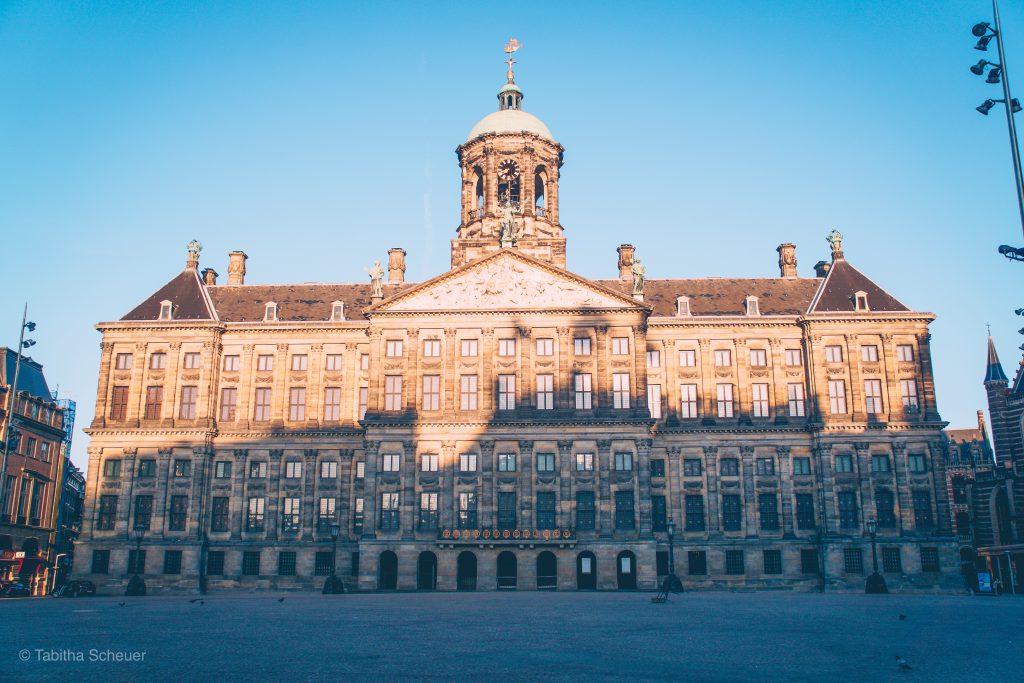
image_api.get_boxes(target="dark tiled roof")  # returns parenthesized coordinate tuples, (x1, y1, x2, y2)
(945, 428, 984, 444)
(2, 348, 52, 401)
(595, 278, 822, 317)
(207, 283, 413, 322)
(121, 269, 215, 321)
(809, 259, 908, 313)
(986, 336, 1009, 384)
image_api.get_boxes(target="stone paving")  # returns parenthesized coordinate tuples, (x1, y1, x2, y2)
(1, 590, 1020, 682)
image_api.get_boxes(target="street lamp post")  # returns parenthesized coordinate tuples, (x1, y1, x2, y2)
(126, 525, 147, 596)
(0, 304, 36, 519)
(665, 518, 682, 593)
(323, 521, 344, 594)
(865, 517, 888, 594)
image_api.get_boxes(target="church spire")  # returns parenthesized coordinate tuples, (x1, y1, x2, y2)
(498, 38, 524, 111)
(985, 332, 1009, 384)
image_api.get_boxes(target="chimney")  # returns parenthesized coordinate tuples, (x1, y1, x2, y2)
(227, 251, 248, 286)
(813, 260, 831, 278)
(202, 268, 218, 286)
(777, 243, 797, 278)
(388, 248, 406, 283)
(616, 244, 635, 279)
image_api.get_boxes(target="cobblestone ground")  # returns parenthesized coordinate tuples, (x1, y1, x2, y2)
(1, 590, 1020, 682)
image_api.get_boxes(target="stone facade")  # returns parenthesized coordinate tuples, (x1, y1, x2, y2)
(75, 56, 961, 594)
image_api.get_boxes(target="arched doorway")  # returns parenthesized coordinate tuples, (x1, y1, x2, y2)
(616, 551, 637, 590)
(537, 551, 557, 590)
(417, 551, 437, 590)
(378, 551, 398, 590)
(497, 551, 517, 590)
(457, 551, 477, 591)
(577, 551, 597, 590)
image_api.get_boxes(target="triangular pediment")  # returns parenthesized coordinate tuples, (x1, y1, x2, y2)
(371, 250, 648, 313)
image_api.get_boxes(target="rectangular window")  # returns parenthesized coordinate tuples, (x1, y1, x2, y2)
(576, 491, 595, 530)
(864, 379, 883, 414)
(575, 373, 593, 410)
(844, 548, 864, 574)
(834, 454, 854, 474)
(650, 458, 665, 477)
(920, 547, 940, 573)
(611, 337, 629, 355)
(680, 384, 698, 418)
(223, 355, 239, 372)
(422, 339, 441, 357)
(763, 549, 782, 575)
(242, 551, 260, 576)
(871, 454, 890, 473)
(725, 550, 745, 575)
(796, 493, 815, 530)
(460, 453, 478, 473)
(179, 352, 199, 370)
(356, 462, 365, 479)
(458, 492, 478, 529)
(678, 349, 696, 367)
(214, 461, 231, 479)
(896, 345, 914, 362)
(720, 458, 739, 476)
(498, 375, 516, 410)
(253, 387, 272, 422)
(688, 550, 707, 576)
(461, 339, 478, 357)
(574, 337, 591, 355)
(142, 386, 163, 420)
(900, 380, 918, 411)
(828, 380, 847, 414)
(913, 490, 934, 528)
(246, 497, 265, 531)
(536, 492, 557, 530)
(882, 547, 902, 573)
(614, 452, 633, 471)
(358, 386, 368, 420)
(536, 374, 554, 410)
(115, 352, 133, 370)
(138, 459, 156, 477)
(651, 495, 667, 532)
(787, 383, 805, 417)
(793, 457, 811, 475)
(206, 551, 225, 576)
(861, 345, 879, 362)
(97, 495, 117, 530)
(749, 349, 767, 367)
(318, 497, 337, 530)
(323, 387, 341, 421)
(716, 383, 734, 418)
(91, 549, 111, 574)
(150, 352, 167, 370)
(575, 452, 594, 471)
(615, 491, 635, 529)
(646, 350, 661, 368)
(460, 375, 478, 410)
(281, 497, 301, 532)
(110, 386, 129, 421)
(722, 494, 742, 531)
(284, 461, 302, 479)
(759, 494, 779, 531)
(497, 338, 516, 357)
(497, 453, 516, 472)
(421, 375, 440, 411)
(683, 459, 702, 477)
(288, 387, 306, 421)
(801, 548, 819, 574)
(908, 454, 927, 473)
(384, 376, 403, 411)
(876, 490, 896, 528)
(825, 345, 843, 363)
(325, 354, 343, 371)
(173, 460, 191, 478)
(612, 373, 630, 409)
(497, 492, 516, 530)
(249, 461, 267, 478)
(536, 452, 555, 472)
(535, 338, 554, 356)
(420, 453, 439, 472)
(785, 349, 802, 367)
(178, 386, 198, 419)
(382, 453, 400, 472)
(647, 384, 662, 418)
(278, 551, 296, 576)
(685, 495, 705, 531)
(133, 494, 154, 530)
(419, 492, 438, 530)
(211, 497, 229, 532)
(219, 387, 237, 421)
(360, 354, 369, 370)
(838, 491, 858, 528)
(756, 458, 775, 476)
(385, 340, 403, 357)
(751, 383, 769, 418)
(353, 497, 364, 535)
(256, 354, 273, 371)
(380, 492, 400, 531)
(714, 349, 732, 367)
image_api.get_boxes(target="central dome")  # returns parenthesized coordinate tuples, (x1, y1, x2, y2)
(466, 109, 554, 143)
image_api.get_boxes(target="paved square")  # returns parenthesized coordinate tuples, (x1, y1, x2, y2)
(2, 591, 1020, 681)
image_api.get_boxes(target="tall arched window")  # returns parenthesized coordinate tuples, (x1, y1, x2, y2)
(473, 167, 484, 218)
(534, 166, 547, 216)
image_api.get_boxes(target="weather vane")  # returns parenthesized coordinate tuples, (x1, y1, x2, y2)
(504, 38, 522, 83)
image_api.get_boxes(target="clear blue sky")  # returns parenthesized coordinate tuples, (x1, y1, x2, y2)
(2, 1, 1021, 469)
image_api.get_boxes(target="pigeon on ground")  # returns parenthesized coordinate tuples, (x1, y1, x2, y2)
(189, 598, 201, 603)
(898, 614, 907, 621)
(118, 602, 126, 607)
(277, 597, 285, 603)
(896, 655, 912, 672)
(200, 600, 204, 605)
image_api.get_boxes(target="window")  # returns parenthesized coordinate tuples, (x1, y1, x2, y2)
(676, 296, 691, 316)
(614, 452, 633, 471)
(763, 549, 782, 575)
(575, 374, 593, 409)
(421, 375, 440, 411)
(380, 493, 400, 530)
(284, 461, 302, 479)
(725, 550, 745, 575)
(290, 354, 307, 371)
(422, 339, 441, 357)
(115, 353, 133, 370)
(318, 497, 336, 530)
(651, 495, 667, 531)
(720, 458, 739, 476)
(242, 551, 260, 576)
(680, 384, 698, 418)
(246, 497, 265, 531)
(912, 491, 933, 528)
(214, 461, 231, 479)
(688, 550, 707, 575)
(756, 458, 775, 476)
(537, 452, 555, 472)
(497, 492, 516, 530)
(908, 453, 927, 473)
(419, 493, 438, 530)
(787, 384, 805, 417)
(843, 548, 864, 574)
(253, 388, 272, 422)
(611, 337, 629, 355)
(575, 452, 594, 471)
(825, 345, 843, 363)
(223, 355, 239, 372)
(256, 354, 273, 372)
(420, 453, 439, 472)
(796, 493, 815, 530)
(678, 349, 696, 367)
(871, 454, 890, 473)
(360, 354, 369, 370)
(536, 338, 553, 356)
(838, 491, 858, 528)
(615, 491, 635, 529)
(864, 380, 883, 414)
(685, 495, 705, 531)
(861, 345, 879, 362)
(498, 453, 516, 472)
(759, 494, 779, 530)
(574, 337, 591, 355)
(498, 338, 516, 356)
(800, 548, 819, 574)
(277, 551, 296, 576)
(173, 460, 191, 478)
(313, 461, 335, 480)
(249, 461, 267, 478)
(714, 349, 732, 367)
(110, 386, 129, 421)
(576, 491, 595, 530)
(330, 301, 345, 321)
(385, 340, 403, 357)
(854, 291, 869, 311)
(834, 454, 854, 474)
(178, 386, 198, 420)
(288, 387, 306, 421)
(749, 349, 767, 367)
(646, 350, 661, 368)
(537, 492, 556, 529)
(785, 349, 802, 367)
(460, 375, 478, 410)
(382, 453, 400, 472)
(323, 387, 341, 421)
(264, 302, 278, 321)
(827, 380, 847, 414)
(882, 547, 902, 573)
(612, 373, 630, 409)
(460, 453, 477, 473)
(355, 462, 365, 479)
(793, 457, 811, 475)
(722, 494, 742, 531)
(39, 441, 50, 462)
(138, 459, 156, 477)
(182, 352, 200, 370)
(207, 551, 225, 576)
(211, 497, 229, 532)
(751, 383, 769, 418)
(353, 497, 364, 535)
(91, 549, 111, 574)
(536, 374, 554, 410)
(647, 384, 662, 418)
(150, 352, 167, 370)
(920, 547, 940, 573)
(282, 497, 301, 532)
(896, 345, 914, 362)
(876, 490, 896, 528)
(458, 492, 478, 529)
(498, 375, 516, 410)
(900, 380, 918, 411)
(384, 376, 403, 411)
(219, 387, 237, 421)
(134, 494, 153, 530)
(716, 383, 734, 418)
(97, 495, 117, 530)
(682, 459, 702, 477)
(143, 386, 163, 420)
(461, 339, 478, 357)
(325, 354, 343, 371)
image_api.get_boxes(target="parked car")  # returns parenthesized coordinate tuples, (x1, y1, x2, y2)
(2, 582, 32, 597)
(52, 580, 96, 598)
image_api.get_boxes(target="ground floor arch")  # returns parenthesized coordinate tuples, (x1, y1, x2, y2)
(457, 551, 477, 591)
(577, 551, 597, 590)
(617, 550, 637, 589)
(536, 551, 557, 589)
(378, 551, 398, 590)
(417, 551, 437, 590)
(497, 551, 517, 590)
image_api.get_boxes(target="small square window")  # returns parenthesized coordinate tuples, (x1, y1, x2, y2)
(574, 337, 591, 356)
(423, 339, 441, 357)
(920, 547, 940, 573)
(611, 337, 629, 355)
(536, 453, 555, 472)
(461, 339, 478, 357)
(330, 301, 345, 322)
(896, 345, 915, 362)
(688, 550, 707, 576)
(825, 345, 843, 363)
(223, 355, 240, 372)
(763, 549, 782, 575)
(649, 459, 665, 477)
(800, 549, 819, 574)
(792, 457, 811, 475)
(459, 453, 477, 473)
(284, 461, 302, 479)
(257, 354, 274, 372)
(908, 454, 927, 473)
(214, 461, 232, 479)
(720, 458, 739, 476)
(749, 349, 767, 367)
(646, 350, 661, 368)
(834, 454, 854, 473)
(183, 352, 201, 369)
(324, 354, 343, 371)
(843, 548, 864, 574)
(861, 345, 879, 362)
(498, 338, 516, 356)
(755, 458, 775, 476)
(115, 353, 133, 370)
(150, 352, 167, 370)
(575, 453, 594, 471)
(291, 354, 308, 371)
(784, 349, 802, 367)
(421, 453, 439, 472)
(249, 461, 267, 478)
(360, 354, 370, 370)
(678, 349, 696, 367)
(683, 459, 702, 477)
(385, 340, 403, 358)
(882, 547, 902, 573)
(497, 453, 516, 472)
(714, 349, 732, 367)
(614, 452, 633, 471)
(173, 460, 191, 477)
(320, 461, 338, 478)
(725, 550, 745, 575)
(382, 454, 401, 472)
(535, 338, 554, 356)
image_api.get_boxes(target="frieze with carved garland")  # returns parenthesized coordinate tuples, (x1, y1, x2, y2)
(221, 374, 239, 383)
(182, 373, 200, 381)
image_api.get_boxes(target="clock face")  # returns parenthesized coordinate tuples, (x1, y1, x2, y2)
(498, 159, 520, 181)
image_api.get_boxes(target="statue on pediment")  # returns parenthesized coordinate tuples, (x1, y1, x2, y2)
(631, 258, 646, 296)
(499, 199, 519, 247)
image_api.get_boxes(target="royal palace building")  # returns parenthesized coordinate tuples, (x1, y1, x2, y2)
(77, 50, 961, 593)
